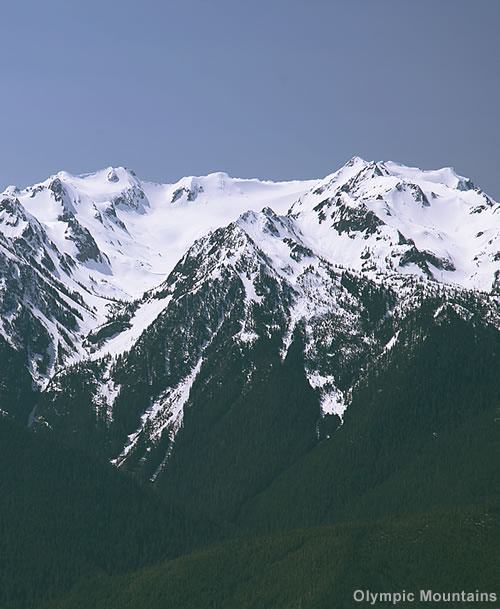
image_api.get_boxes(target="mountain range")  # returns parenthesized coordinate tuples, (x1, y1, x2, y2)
(1, 157, 499, 608)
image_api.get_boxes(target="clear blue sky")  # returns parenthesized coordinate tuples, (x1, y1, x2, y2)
(1, 0, 499, 198)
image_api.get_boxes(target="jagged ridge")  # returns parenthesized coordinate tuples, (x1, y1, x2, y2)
(1, 157, 499, 480)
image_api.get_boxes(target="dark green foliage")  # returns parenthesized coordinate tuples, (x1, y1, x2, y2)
(85, 319, 132, 346)
(48, 503, 500, 609)
(340, 270, 395, 326)
(0, 417, 217, 609)
(0, 337, 37, 422)
(158, 334, 319, 521)
(3, 301, 500, 609)
(104, 264, 249, 463)
(239, 306, 500, 533)
(37, 359, 110, 456)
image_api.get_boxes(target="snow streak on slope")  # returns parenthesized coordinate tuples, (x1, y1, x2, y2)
(111, 357, 203, 468)
(236, 208, 381, 420)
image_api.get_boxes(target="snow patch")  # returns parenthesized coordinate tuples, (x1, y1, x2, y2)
(239, 272, 263, 304)
(384, 330, 400, 351)
(307, 372, 347, 419)
(111, 358, 202, 467)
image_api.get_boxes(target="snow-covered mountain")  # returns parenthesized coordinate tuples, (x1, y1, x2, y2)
(4, 167, 314, 299)
(0, 168, 315, 383)
(290, 157, 499, 292)
(1, 157, 499, 479)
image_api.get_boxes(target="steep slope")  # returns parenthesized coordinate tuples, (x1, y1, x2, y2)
(35, 208, 399, 483)
(0, 194, 98, 396)
(239, 300, 500, 532)
(0, 416, 217, 609)
(1, 158, 499, 501)
(35, 213, 499, 522)
(291, 157, 500, 292)
(0, 169, 316, 404)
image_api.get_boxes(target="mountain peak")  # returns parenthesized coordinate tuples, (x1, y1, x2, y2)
(1, 158, 498, 307)
(345, 155, 370, 167)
